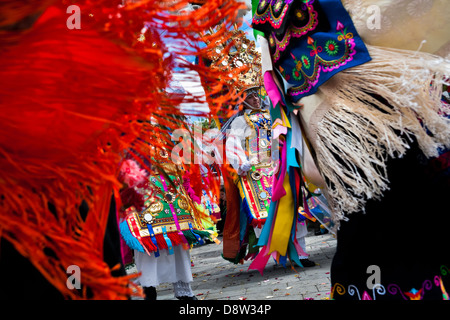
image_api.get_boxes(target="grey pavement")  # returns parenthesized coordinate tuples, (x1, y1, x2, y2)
(128, 230, 337, 301)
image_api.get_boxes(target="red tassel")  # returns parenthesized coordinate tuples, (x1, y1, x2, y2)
(155, 232, 185, 250)
(139, 236, 158, 253)
(140, 232, 189, 252)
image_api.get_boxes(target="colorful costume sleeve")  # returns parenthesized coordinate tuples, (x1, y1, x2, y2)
(253, 0, 372, 103)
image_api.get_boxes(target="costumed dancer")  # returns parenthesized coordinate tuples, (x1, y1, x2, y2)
(227, 87, 318, 271)
(205, 26, 315, 269)
(245, 67, 317, 274)
(202, 27, 278, 263)
(119, 146, 219, 300)
(225, 84, 277, 263)
(251, 0, 450, 300)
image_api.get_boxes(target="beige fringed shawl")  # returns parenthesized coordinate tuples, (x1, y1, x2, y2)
(259, 0, 450, 228)
(341, 0, 450, 56)
(300, 45, 450, 224)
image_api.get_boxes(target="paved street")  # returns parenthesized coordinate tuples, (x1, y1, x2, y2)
(129, 230, 337, 301)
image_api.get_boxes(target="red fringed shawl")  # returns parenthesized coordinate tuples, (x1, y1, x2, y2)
(0, 0, 245, 299)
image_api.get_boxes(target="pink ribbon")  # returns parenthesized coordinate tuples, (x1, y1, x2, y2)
(263, 71, 284, 108)
(271, 140, 287, 201)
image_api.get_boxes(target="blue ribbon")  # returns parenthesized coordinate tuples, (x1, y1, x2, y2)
(146, 224, 160, 257)
(189, 222, 204, 245)
(161, 226, 174, 255)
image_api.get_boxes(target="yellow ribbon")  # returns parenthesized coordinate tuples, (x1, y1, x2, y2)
(269, 174, 294, 256)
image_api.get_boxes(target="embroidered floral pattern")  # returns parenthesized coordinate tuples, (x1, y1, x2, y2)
(301, 55, 311, 69)
(273, 0, 283, 13)
(253, 0, 290, 30)
(295, 7, 306, 20)
(265, 1, 319, 63)
(291, 54, 314, 81)
(325, 40, 339, 56)
(331, 266, 450, 300)
(254, 0, 372, 102)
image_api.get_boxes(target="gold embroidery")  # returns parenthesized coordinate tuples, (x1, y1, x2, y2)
(147, 201, 163, 214)
(178, 197, 189, 210)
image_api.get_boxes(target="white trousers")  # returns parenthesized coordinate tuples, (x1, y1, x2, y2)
(296, 221, 309, 259)
(134, 245, 194, 297)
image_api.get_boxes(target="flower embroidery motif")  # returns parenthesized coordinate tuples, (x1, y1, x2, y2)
(274, 0, 283, 13)
(259, 0, 266, 9)
(253, 0, 290, 29)
(336, 20, 354, 41)
(307, 36, 322, 56)
(295, 8, 305, 20)
(325, 40, 339, 56)
(263, 0, 373, 102)
(290, 53, 311, 80)
(269, 35, 275, 47)
(256, 2, 318, 63)
(301, 55, 311, 69)
(286, 20, 358, 98)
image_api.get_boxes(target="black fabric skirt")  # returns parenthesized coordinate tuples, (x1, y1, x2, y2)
(331, 140, 450, 300)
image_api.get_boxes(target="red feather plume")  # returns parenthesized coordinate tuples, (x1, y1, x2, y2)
(0, 0, 245, 299)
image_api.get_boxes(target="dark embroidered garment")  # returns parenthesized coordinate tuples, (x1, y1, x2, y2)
(330, 140, 450, 300)
(252, 0, 372, 102)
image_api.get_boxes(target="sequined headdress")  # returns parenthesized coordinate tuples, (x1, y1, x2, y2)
(203, 25, 262, 94)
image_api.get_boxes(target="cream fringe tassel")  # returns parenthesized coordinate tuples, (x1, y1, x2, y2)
(311, 45, 450, 224)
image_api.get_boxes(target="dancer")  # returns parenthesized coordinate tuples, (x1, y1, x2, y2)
(202, 26, 315, 269)
(247, 88, 316, 273)
(225, 85, 276, 262)
(251, 0, 450, 299)
(200, 27, 277, 263)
